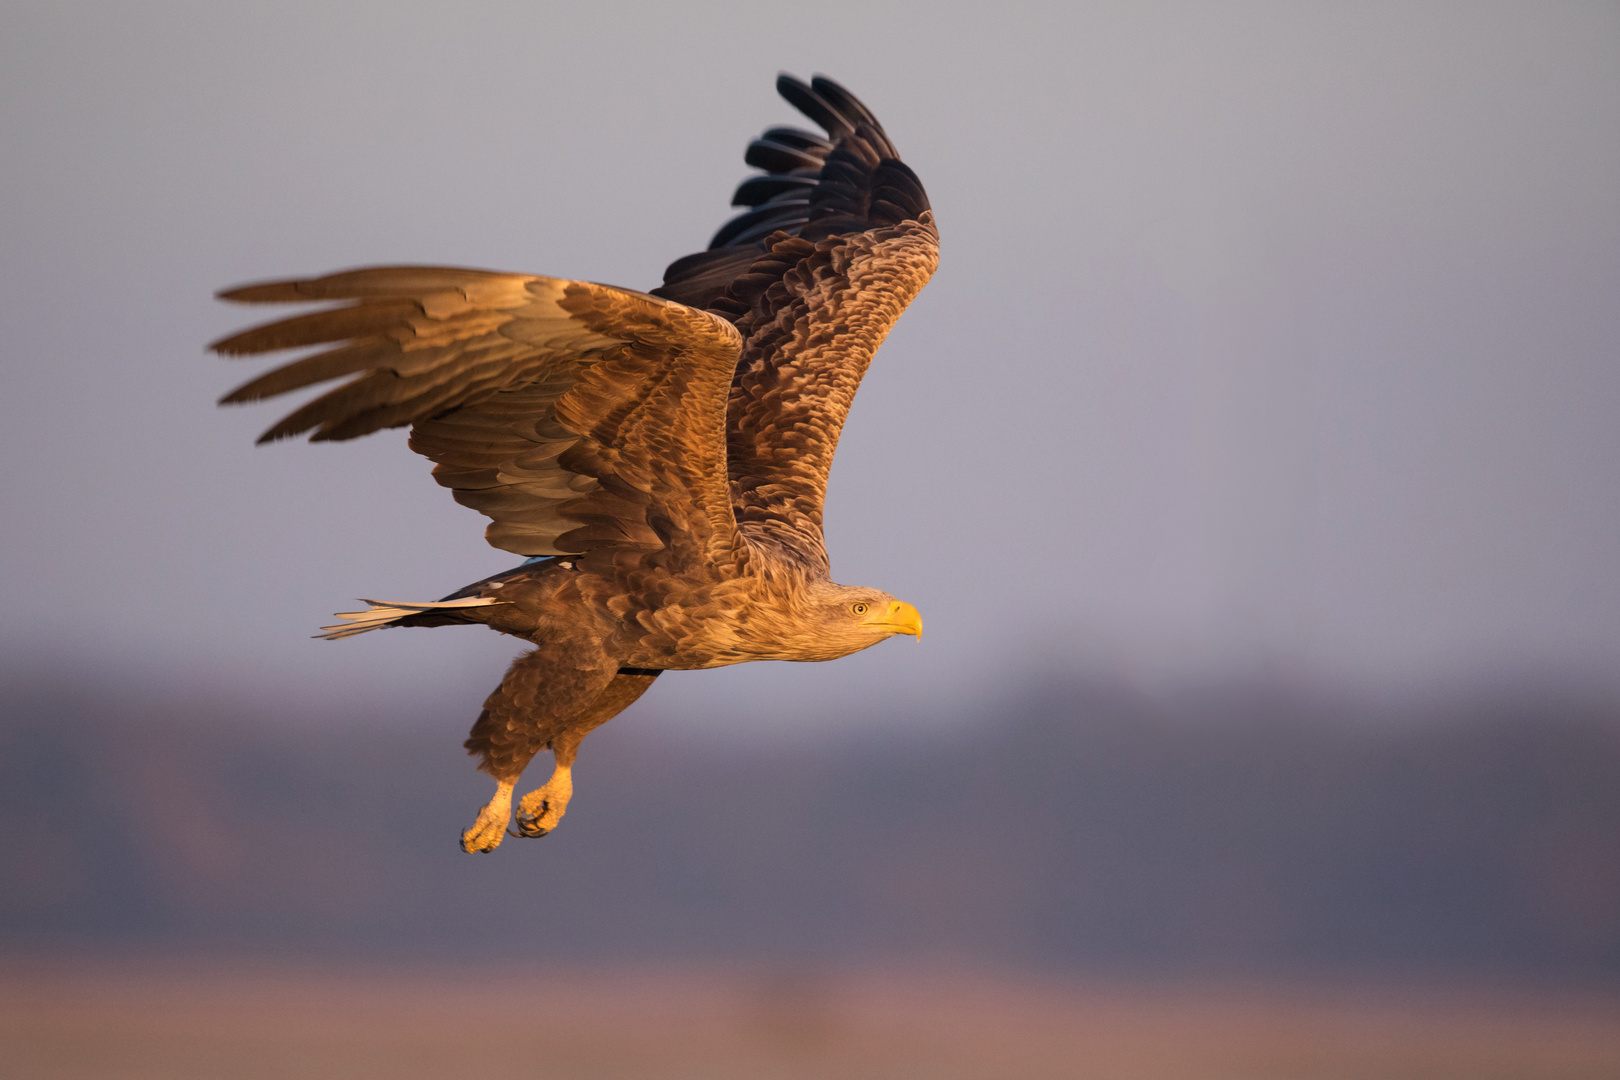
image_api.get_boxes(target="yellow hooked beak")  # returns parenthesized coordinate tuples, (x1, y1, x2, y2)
(867, 600, 923, 640)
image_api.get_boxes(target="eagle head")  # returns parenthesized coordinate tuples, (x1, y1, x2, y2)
(797, 581, 923, 660)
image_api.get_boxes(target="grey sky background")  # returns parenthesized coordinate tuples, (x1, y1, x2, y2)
(2, 2, 1617, 734)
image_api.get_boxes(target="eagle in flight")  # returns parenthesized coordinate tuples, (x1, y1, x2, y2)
(213, 75, 936, 852)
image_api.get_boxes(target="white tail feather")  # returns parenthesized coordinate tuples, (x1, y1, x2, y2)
(316, 596, 507, 640)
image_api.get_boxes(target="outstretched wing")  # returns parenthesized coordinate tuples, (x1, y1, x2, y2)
(213, 267, 743, 563)
(653, 75, 938, 570)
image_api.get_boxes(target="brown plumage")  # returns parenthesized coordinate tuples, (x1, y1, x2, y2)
(213, 75, 937, 851)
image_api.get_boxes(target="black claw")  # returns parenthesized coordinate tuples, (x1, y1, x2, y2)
(513, 816, 552, 838)
(461, 831, 501, 854)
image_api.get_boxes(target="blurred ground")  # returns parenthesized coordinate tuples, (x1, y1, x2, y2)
(3, 961, 1618, 1080)
(4, 671, 1619, 982)
(5, 669, 1619, 1077)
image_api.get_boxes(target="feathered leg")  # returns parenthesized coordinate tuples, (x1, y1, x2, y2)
(514, 668, 661, 838)
(459, 649, 620, 853)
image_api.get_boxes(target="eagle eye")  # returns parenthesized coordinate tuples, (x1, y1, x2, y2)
(851, 602, 869, 616)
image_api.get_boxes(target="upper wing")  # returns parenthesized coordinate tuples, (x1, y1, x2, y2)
(213, 267, 743, 564)
(652, 75, 938, 570)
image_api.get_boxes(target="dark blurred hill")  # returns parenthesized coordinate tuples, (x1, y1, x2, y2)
(2, 671, 1617, 982)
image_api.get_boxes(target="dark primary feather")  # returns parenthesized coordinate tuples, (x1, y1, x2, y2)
(650, 74, 938, 569)
(651, 74, 929, 311)
(708, 201, 812, 248)
(774, 76, 854, 141)
(744, 138, 825, 174)
(730, 174, 817, 208)
(758, 127, 832, 153)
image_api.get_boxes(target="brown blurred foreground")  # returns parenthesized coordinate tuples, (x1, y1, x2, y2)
(3, 961, 1618, 1080)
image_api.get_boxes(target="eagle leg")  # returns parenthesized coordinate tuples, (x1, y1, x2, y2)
(458, 649, 616, 853)
(460, 780, 515, 854)
(513, 667, 663, 839)
(459, 652, 658, 851)
(513, 763, 572, 838)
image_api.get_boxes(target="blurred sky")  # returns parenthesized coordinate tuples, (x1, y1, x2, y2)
(2, 1, 1617, 733)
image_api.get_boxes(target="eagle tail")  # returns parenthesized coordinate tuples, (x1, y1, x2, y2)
(315, 596, 507, 640)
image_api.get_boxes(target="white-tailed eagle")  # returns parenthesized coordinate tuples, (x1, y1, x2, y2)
(213, 75, 936, 851)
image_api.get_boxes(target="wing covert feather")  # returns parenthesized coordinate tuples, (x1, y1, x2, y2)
(214, 268, 743, 562)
